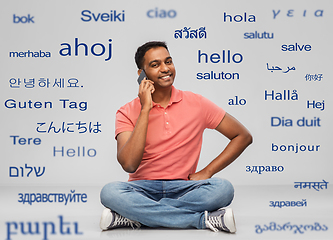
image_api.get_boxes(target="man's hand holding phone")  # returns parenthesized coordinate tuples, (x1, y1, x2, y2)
(137, 70, 155, 111)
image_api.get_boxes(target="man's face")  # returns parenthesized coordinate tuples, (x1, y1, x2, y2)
(141, 47, 176, 89)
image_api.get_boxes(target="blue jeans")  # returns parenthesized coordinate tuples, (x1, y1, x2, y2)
(100, 178, 234, 229)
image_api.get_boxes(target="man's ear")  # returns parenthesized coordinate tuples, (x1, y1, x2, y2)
(137, 69, 142, 76)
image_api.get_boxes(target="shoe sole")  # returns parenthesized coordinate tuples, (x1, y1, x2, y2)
(100, 208, 113, 230)
(224, 208, 236, 233)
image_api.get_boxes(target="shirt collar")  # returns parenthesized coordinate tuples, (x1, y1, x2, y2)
(170, 86, 182, 104)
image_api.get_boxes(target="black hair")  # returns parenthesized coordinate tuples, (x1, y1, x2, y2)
(135, 41, 168, 69)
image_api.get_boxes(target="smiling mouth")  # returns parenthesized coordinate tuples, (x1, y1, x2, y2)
(159, 74, 172, 80)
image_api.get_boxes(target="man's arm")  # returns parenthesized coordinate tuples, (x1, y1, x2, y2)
(117, 79, 154, 173)
(188, 113, 252, 180)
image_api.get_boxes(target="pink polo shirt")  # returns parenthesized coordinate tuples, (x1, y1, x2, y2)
(115, 86, 225, 181)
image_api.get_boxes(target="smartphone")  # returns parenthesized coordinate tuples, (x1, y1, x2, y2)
(137, 70, 147, 85)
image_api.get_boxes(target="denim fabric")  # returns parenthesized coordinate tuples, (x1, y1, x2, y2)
(100, 178, 234, 229)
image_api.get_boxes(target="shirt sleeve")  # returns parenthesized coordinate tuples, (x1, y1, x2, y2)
(115, 108, 135, 139)
(200, 96, 226, 129)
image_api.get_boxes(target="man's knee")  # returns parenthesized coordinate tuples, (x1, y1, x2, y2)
(209, 178, 234, 205)
(100, 181, 124, 205)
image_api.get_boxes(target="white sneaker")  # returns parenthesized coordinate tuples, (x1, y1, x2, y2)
(205, 208, 236, 233)
(100, 208, 141, 230)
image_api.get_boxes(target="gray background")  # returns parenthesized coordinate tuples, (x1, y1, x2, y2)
(1, 1, 332, 239)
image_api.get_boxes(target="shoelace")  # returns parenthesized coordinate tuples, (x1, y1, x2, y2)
(205, 211, 226, 232)
(113, 213, 141, 229)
